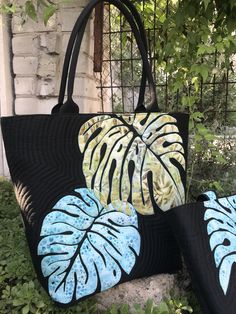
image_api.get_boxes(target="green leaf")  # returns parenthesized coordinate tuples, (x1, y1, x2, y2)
(223, 38, 231, 48)
(36, 300, 45, 308)
(25, 1, 37, 21)
(145, 299, 154, 313)
(190, 64, 210, 82)
(156, 301, 169, 312)
(173, 80, 183, 92)
(109, 305, 118, 314)
(201, 33, 209, 43)
(196, 123, 207, 134)
(204, 133, 215, 141)
(197, 44, 215, 55)
(191, 77, 199, 92)
(209, 181, 223, 192)
(28, 280, 34, 289)
(6, 4, 16, 13)
(216, 42, 224, 52)
(134, 304, 144, 314)
(192, 111, 204, 122)
(203, 0, 210, 10)
(43, 5, 56, 26)
(197, 45, 206, 56)
(22, 304, 29, 314)
(0, 3, 17, 14)
(200, 67, 208, 82)
(13, 299, 25, 306)
(120, 304, 130, 314)
(159, 14, 166, 23)
(190, 64, 202, 74)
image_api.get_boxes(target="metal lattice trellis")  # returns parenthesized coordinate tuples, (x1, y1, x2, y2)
(94, 1, 236, 130)
(93, 1, 236, 196)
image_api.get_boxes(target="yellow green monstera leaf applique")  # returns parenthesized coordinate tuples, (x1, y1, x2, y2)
(78, 113, 186, 215)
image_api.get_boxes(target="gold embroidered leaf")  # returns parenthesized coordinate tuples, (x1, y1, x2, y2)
(79, 113, 186, 215)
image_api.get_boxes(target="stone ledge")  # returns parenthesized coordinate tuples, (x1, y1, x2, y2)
(96, 274, 180, 311)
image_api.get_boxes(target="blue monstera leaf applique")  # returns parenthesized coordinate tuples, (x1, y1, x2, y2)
(38, 188, 140, 304)
(204, 192, 236, 295)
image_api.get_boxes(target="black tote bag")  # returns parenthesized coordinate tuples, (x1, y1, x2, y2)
(166, 191, 236, 314)
(1, 0, 189, 306)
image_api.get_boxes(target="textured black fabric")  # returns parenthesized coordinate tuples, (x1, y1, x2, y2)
(2, 112, 188, 306)
(166, 192, 236, 314)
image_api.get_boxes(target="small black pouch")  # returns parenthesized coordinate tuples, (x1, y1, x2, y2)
(166, 191, 236, 314)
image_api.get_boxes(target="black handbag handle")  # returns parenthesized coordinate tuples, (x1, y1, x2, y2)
(53, 0, 150, 114)
(66, 0, 158, 113)
(57, 0, 159, 114)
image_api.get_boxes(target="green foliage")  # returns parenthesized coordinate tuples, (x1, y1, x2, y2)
(0, 177, 16, 205)
(0, 0, 59, 25)
(25, 0, 37, 21)
(110, 0, 236, 200)
(103, 294, 196, 313)
(188, 137, 236, 198)
(43, 3, 57, 25)
(0, 177, 201, 313)
(0, 2, 16, 14)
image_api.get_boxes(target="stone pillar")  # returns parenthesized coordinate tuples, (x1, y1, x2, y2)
(11, 0, 101, 115)
(0, 14, 13, 177)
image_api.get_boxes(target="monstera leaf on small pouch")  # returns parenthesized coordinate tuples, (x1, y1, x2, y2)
(78, 113, 186, 215)
(37, 188, 140, 304)
(204, 192, 236, 295)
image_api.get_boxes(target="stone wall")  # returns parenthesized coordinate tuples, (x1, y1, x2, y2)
(12, 0, 101, 115)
